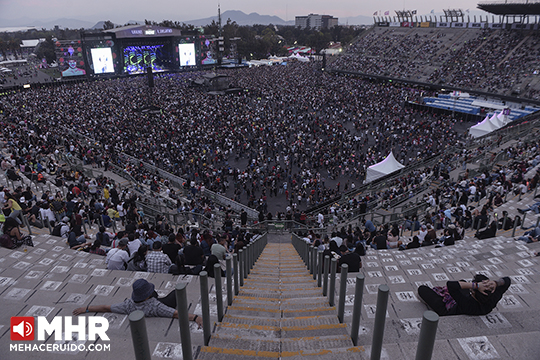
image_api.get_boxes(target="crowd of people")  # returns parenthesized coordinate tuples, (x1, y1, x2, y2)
(332, 27, 540, 100)
(0, 60, 469, 219)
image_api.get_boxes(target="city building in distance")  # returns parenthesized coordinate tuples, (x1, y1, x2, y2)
(295, 14, 338, 29)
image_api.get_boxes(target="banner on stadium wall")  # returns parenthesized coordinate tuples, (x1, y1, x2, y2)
(389, 22, 400, 27)
(534, 24, 539, 30)
(437, 22, 450, 28)
(420, 22, 430, 28)
(401, 22, 414, 27)
(451, 22, 465, 28)
(377, 22, 390, 27)
(511, 23, 530, 29)
(468, 23, 484, 28)
(489, 23, 503, 29)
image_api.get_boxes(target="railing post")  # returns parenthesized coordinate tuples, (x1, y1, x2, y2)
(244, 246, 249, 277)
(309, 246, 315, 275)
(246, 244, 251, 275)
(536, 216, 540, 229)
(128, 310, 152, 360)
(337, 263, 348, 323)
(415, 311, 439, 360)
(199, 271, 212, 346)
(226, 255, 233, 305)
(328, 258, 337, 306)
(371, 284, 389, 360)
(512, 217, 519, 237)
(312, 247, 317, 280)
(323, 255, 330, 296)
(317, 251, 323, 287)
(350, 274, 365, 346)
(175, 282, 193, 360)
(20, 213, 32, 235)
(214, 263, 224, 322)
(238, 249, 245, 285)
(233, 253, 239, 294)
(40, 212, 52, 235)
(521, 212, 527, 230)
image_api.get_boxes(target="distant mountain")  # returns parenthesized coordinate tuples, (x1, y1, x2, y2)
(186, 10, 294, 26)
(0, 17, 95, 30)
(34, 18, 95, 29)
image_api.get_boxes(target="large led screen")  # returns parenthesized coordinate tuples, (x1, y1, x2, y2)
(56, 40, 86, 77)
(123, 45, 170, 74)
(90, 48, 114, 74)
(179, 43, 196, 66)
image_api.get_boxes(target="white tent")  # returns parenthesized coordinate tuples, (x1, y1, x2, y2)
(469, 115, 499, 138)
(489, 112, 504, 129)
(497, 110, 510, 126)
(365, 152, 405, 183)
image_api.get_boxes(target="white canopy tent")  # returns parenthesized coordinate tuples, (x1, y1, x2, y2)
(365, 152, 405, 183)
(469, 114, 500, 138)
(489, 112, 505, 129)
(497, 110, 510, 126)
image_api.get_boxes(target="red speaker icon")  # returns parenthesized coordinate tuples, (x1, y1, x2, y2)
(11, 317, 34, 341)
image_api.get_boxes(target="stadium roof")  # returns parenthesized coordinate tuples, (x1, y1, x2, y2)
(103, 24, 183, 39)
(477, 0, 540, 15)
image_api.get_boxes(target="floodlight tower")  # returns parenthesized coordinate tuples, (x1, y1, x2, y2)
(218, 4, 224, 66)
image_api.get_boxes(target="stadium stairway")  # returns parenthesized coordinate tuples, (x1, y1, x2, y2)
(196, 235, 365, 360)
(0, 229, 539, 359)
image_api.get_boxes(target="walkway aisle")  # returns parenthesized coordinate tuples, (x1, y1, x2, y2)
(197, 242, 365, 360)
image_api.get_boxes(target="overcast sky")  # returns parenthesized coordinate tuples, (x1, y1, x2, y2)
(0, 0, 488, 23)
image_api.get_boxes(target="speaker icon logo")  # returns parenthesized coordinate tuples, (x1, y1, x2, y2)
(11, 317, 34, 341)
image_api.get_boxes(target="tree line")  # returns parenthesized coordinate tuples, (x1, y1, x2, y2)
(0, 20, 363, 64)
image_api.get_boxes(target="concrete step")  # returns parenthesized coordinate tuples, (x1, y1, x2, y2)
(282, 306, 338, 318)
(281, 334, 355, 352)
(281, 322, 348, 338)
(208, 334, 280, 353)
(221, 314, 281, 327)
(239, 289, 323, 298)
(215, 322, 280, 339)
(196, 346, 280, 360)
(281, 315, 340, 327)
(206, 333, 353, 354)
(226, 305, 283, 318)
(280, 347, 366, 359)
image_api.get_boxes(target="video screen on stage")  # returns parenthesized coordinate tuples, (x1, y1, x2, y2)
(123, 44, 171, 74)
(90, 48, 114, 74)
(201, 37, 217, 65)
(55, 40, 86, 77)
(178, 43, 196, 66)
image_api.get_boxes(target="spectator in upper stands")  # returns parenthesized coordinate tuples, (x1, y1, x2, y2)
(127, 232, 142, 255)
(163, 233, 182, 263)
(338, 245, 361, 272)
(146, 241, 172, 274)
(127, 245, 149, 272)
(106, 239, 130, 270)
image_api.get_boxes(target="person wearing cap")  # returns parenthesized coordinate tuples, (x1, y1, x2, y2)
(106, 238, 130, 270)
(72, 279, 203, 327)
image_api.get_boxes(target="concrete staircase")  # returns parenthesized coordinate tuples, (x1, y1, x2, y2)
(196, 239, 365, 360)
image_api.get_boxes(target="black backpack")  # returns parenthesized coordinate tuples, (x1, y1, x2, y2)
(52, 223, 63, 237)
